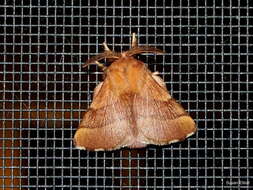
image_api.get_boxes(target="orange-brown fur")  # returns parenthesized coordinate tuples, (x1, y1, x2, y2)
(74, 35, 197, 151)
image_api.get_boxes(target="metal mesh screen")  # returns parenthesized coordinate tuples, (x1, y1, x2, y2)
(0, 0, 252, 189)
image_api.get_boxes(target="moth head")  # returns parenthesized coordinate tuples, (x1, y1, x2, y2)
(83, 33, 164, 69)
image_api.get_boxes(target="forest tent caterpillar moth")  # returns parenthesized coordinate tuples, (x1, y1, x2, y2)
(74, 33, 197, 151)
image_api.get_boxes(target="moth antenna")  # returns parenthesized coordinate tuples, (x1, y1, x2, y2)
(103, 42, 111, 52)
(131, 33, 138, 48)
(125, 46, 165, 57)
(83, 62, 91, 68)
(83, 51, 120, 68)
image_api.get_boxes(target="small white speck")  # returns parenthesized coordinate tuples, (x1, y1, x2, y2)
(169, 139, 180, 144)
(76, 146, 86, 150)
(186, 132, 195, 138)
(94, 148, 105, 151)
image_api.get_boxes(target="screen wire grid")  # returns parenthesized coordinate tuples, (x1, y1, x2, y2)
(0, 0, 252, 189)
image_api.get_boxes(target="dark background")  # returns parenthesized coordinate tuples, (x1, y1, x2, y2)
(0, 0, 252, 189)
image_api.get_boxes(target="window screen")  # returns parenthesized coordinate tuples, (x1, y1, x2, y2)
(0, 0, 252, 189)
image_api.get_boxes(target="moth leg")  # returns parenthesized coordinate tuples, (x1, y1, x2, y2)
(151, 72, 166, 88)
(131, 33, 138, 48)
(152, 71, 159, 76)
(93, 82, 103, 98)
(95, 61, 107, 71)
(103, 42, 111, 52)
(151, 72, 172, 98)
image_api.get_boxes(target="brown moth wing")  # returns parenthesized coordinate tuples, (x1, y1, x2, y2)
(134, 69, 197, 145)
(74, 79, 134, 151)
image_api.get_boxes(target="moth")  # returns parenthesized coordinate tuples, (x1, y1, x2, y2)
(74, 33, 197, 151)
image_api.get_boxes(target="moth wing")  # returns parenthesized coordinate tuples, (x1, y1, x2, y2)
(134, 72, 197, 145)
(74, 80, 133, 151)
